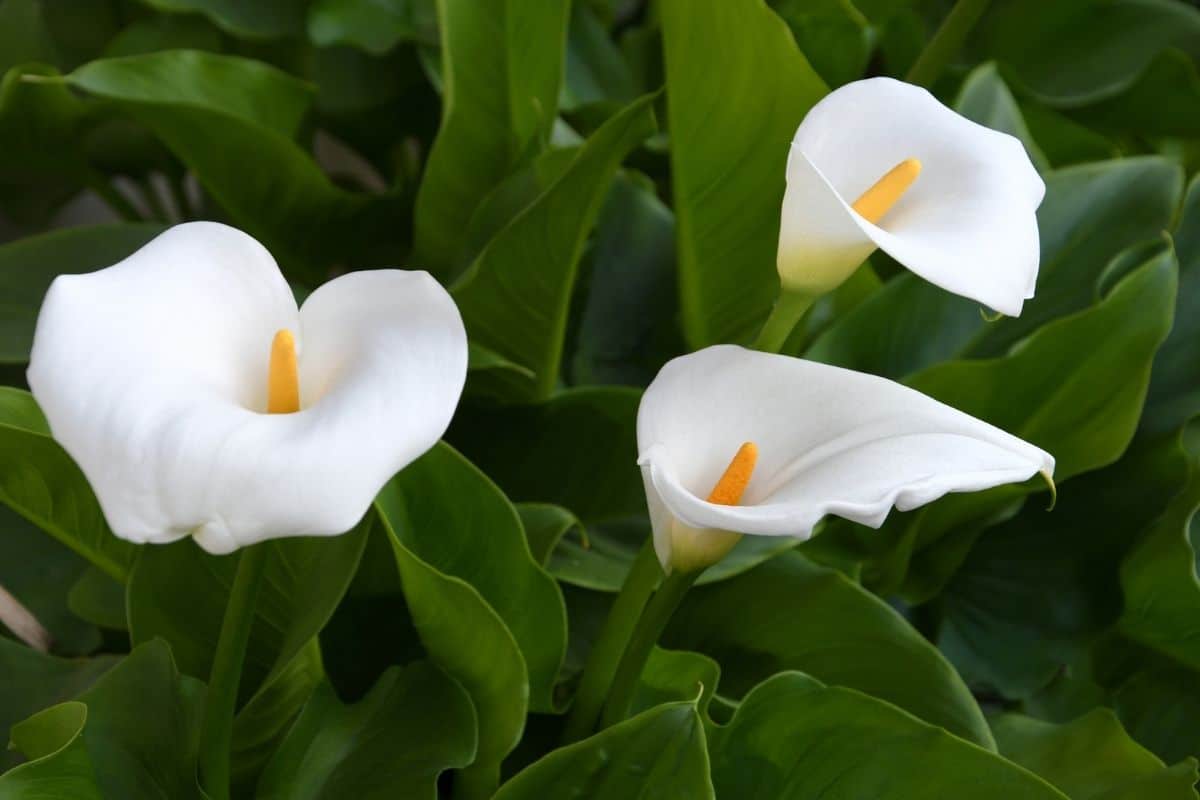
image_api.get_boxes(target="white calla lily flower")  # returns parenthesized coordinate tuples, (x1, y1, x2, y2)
(778, 77, 1045, 316)
(637, 346, 1053, 573)
(27, 222, 468, 555)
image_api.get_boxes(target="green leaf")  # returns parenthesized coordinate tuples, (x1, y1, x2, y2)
(451, 93, 658, 400)
(978, 0, 1200, 106)
(0, 639, 207, 799)
(493, 702, 714, 799)
(706, 673, 1068, 799)
(1113, 662, 1200, 766)
(808, 247, 1178, 600)
(770, 0, 873, 88)
(1145, 175, 1200, 434)
(0, 506, 99, 654)
(631, 647, 722, 719)
(307, 0, 437, 53)
(570, 172, 682, 388)
(939, 432, 1190, 698)
(955, 62, 1049, 172)
(139, 0, 309, 39)
(61, 51, 396, 277)
(0, 223, 164, 364)
(1073, 48, 1200, 138)
(0, 638, 116, 771)
(257, 663, 476, 800)
(992, 710, 1199, 799)
(561, 2, 640, 112)
(414, 0, 570, 277)
(373, 443, 566, 712)
(126, 524, 368, 783)
(66, 566, 127, 631)
(0, 388, 139, 581)
(665, 551, 995, 748)
(663, 0, 826, 347)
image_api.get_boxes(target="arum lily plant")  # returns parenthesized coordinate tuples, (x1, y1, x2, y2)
(27, 222, 468, 799)
(757, 77, 1045, 352)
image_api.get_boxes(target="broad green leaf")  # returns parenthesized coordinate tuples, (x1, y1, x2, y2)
(62, 51, 397, 278)
(451, 93, 658, 400)
(771, 0, 873, 88)
(516, 502, 581, 566)
(126, 524, 368, 781)
(706, 673, 1068, 799)
(257, 663, 476, 800)
(0, 506, 99, 654)
(102, 15, 225, 57)
(570, 172, 682, 388)
(492, 702, 714, 800)
(1074, 48, 1200, 138)
(0, 1, 57, 75)
(0, 223, 164, 363)
(807, 248, 1178, 600)
(414, 0, 570, 277)
(992, 711, 1199, 799)
(66, 566, 126, 632)
(0, 388, 138, 581)
(307, 0, 437, 53)
(956, 62, 1049, 172)
(939, 432, 1190, 698)
(1020, 102, 1120, 167)
(664, 552, 995, 748)
(372, 443, 565, 712)
(449, 387, 644, 525)
(139, 0, 309, 39)
(1113, 662, 1200, 766)
(0, 639, 207, 799)
(978, 0, 1200, 106)
(966, 157, 1183, 358)
(1145, 175, 1200, 434)
(632, 647, 722, 718)
(663, 0, 827, 347)
(0, 638, 116, 771)
(561, 3, 640, 112)
(374, 453, 530, 782)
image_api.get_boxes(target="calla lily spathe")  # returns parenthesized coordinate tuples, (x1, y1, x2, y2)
(778, 77, 1045, 316)
(638, 346, 1053, 573)
(27, 222, 468, 555)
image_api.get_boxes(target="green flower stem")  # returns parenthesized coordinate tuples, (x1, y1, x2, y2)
(598, 567, 701, 730)
(198, 543, 269, 800)
(561, 540, 662, 744)
(905, 0, 994, 88)
(753, 288, 815, 354)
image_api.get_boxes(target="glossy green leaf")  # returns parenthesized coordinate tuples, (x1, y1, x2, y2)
(0, 388, 138, 581)
(66, 566, 127, 631)
(414, 0, 570, 276)
(257, 663, 476, 799)
(665, 552, 995, 748)
(0, 639, 207, 799)
(0, 638, 116, 771)
(307, 0, 437, 53)
(992, 710, 1199, 799)
(140, 0, 309, 39)
(631, 647, 722, 718)
(663, 0, 826, 347)
(0, 223, 164, 363)
(373, 443, 565, 712)
(493, 702, 713, 799)
(451, 93, 658, 400)
(808, 247, 1177, 600)
(956, 62, 1049, 171)
(1074, 48, 1200, 138)
(1114, 662, 1200, 766)
(561, 2, 640, 112)
(978, 0, 1200, 106)
(771, 0, 873, 88)
(127, 524, 368, 782)
(706, 673, 1068, 799)
(61, 51, 396, 277)
(570, 172, 680, 388)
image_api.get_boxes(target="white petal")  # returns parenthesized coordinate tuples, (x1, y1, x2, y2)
(780, 77, 1045, 316)
(28, 222, 467, 554)
(637, 346, 1052, 566)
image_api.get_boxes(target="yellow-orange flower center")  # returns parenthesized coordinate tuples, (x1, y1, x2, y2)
(707, 442, 758, 505)
(268, 329, 300, 414)
(852, 158, 922, 225)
